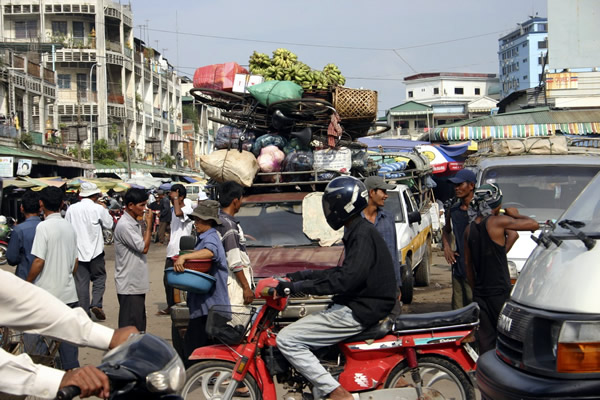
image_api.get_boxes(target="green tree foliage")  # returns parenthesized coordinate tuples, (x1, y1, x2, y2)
(93, 139, 118, 165)
(182, 104, 199, 132)
(161, 153, 176, 168)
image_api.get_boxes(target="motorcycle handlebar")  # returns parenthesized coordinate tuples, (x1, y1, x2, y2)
(56, 386, 81, 400)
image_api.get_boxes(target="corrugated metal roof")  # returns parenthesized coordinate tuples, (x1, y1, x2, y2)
(440, 108, 600, 128)
(0, 145, 56, 161)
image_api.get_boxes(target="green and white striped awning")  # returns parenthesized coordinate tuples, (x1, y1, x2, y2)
(433, 122, 600, 141)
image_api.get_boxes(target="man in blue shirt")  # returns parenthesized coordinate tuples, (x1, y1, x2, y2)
(7, 190, 41, 280)
(173, 200, 229, 366)
(362, 176, 401, 289)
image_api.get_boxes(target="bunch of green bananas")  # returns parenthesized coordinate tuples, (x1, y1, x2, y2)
(323, 63, 346, 86)
(247, 48, 346, 89)
(272, 48, 298, 69)
(248, 51, 271, 74)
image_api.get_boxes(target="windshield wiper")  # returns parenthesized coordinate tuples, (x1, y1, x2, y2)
(558, 219, 596, 250)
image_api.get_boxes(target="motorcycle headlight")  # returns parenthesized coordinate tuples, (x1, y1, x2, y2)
(556, 321, 600, 373)
(146, 354, 186, 393)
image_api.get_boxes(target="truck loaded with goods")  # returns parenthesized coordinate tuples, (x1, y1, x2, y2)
(170, 50, 437, 354)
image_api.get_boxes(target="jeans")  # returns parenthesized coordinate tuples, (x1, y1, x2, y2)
(276, 304, 364, 398)
(75, 252, 106, 316)
(163, 257, 175, 309)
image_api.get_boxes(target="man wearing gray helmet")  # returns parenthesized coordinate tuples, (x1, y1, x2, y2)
(464, 183, 538, 353)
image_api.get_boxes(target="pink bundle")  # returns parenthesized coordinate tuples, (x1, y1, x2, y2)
(257, 145, 285, 182)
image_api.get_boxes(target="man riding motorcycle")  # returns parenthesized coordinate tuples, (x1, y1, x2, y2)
(275, 176, 398, 400)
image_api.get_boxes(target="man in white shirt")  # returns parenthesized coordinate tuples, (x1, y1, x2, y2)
(27, 186, 80, 370)
(158, 183, 193, 315)
(65, 182, 114, 321)
(0, 269, 137, 399)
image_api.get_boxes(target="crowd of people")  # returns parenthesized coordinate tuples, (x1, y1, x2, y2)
(0, 171, 540, 399)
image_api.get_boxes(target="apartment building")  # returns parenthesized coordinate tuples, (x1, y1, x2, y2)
(388, 72, 499, 138)
(498, 16, 548, 99)
(0, 0, 183, 166)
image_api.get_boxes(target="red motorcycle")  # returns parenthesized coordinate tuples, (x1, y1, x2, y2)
(179, 278, 480, 400)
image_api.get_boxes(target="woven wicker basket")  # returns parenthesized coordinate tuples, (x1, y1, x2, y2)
(333, 86, 377, 121)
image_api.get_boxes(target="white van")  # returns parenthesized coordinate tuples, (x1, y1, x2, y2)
(477, 171, 600, 399)
(464, 136, 600, 281)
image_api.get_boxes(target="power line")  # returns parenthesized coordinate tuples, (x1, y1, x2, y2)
(142, 27, 509, 52)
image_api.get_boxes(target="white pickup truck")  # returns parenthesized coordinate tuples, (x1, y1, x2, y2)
(383, 173, 434, 304)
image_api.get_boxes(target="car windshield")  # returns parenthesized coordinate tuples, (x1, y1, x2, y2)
(237, 201, 314, 247)
(481, 165, 600, 222)
(554, 173, 600, 235)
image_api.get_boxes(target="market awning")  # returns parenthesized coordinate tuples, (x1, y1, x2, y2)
(433, 122, 600, 141)
(21, 176, 66, 189)
(415, 145, 463, 175)
(182, 176, 199, 183)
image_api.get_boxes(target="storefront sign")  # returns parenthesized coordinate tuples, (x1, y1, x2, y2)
(0, 157, 13, 177)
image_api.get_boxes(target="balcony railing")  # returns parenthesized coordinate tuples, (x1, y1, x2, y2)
(106, 40, 122, 53)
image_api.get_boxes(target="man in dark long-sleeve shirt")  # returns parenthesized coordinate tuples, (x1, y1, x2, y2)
(7, 190, 41, 280)
(276, 177, 397, 400)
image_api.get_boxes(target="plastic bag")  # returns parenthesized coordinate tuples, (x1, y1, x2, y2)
(193, 62, 248, 91)
(200, 150, 259, 187)
(283, 138, 311, 154)
(257, 145, 285, 183)
(247, 80, 303, 107)
(215, 126, 255, 151)
(252, 134, 288, 157)
(283, 150, 314, 182)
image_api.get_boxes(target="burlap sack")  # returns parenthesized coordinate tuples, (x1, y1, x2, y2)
(200, 149, 259, 187)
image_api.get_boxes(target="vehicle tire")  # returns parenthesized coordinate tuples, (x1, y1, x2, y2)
(385, 355, 476, 400)
(180, 360, 262, 400)
(400, 257, 414, 305)
(414, 239, 432, 287)
(0, 243, 7, 265)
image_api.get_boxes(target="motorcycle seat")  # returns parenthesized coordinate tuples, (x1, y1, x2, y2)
(393, 302, 480, 332)
(343, 317, 394, 343)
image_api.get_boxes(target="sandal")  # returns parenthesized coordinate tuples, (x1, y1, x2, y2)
(156, 308, 170, 316)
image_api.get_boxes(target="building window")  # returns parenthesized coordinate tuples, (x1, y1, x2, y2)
(454, 87, 464, 95)
(51, 21, 67, 36)
(415, 120, 427, 129)
(475, 88, 481, 95)
(58, 74, 71, 89)
(15, 20, 38, 39)
(408, 91, 413, 98)
(72, 21, 85, 44)
(538, 39, 547, 49)
(538, 55, 547, 65)
(523, 58, 528, 63)
(523, 75, 528, 81)
(522, 42, 528, 48)
(433, 87, 439, 95)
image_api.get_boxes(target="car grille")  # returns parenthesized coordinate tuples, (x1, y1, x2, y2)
(496, 302, 534, 367)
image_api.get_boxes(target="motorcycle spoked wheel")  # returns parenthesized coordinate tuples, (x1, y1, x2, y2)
(180, 360, 262, 400)
(0, 243, 7, 265)
(103, 229, 114, 245)
(384, 355, 475, 400)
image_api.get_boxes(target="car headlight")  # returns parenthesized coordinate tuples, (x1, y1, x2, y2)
(146, 354, 186, 392)
(556, 321, 600, 373)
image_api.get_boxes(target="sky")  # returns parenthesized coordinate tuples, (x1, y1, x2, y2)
(126, 0, 548, 116)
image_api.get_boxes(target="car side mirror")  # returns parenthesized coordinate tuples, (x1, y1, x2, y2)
(408, 211, 422, 224)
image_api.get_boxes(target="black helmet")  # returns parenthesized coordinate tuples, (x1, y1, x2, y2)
(322, 176, 368, 230)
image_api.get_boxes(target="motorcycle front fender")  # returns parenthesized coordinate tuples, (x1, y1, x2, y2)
(188, 344, 278, 400)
